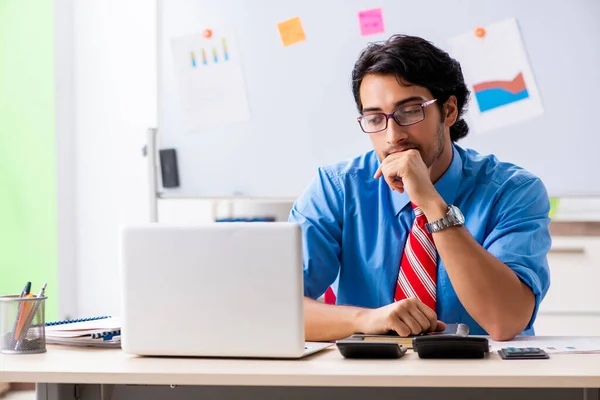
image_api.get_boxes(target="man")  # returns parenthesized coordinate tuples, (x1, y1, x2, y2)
(288, 35, 551, 342)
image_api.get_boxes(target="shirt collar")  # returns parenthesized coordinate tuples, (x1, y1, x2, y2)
(390, 144, 463, 217)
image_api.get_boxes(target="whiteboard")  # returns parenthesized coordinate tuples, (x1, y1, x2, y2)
(158, 0, 600, 197)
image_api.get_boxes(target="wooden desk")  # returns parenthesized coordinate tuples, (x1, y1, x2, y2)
(1, 345, 599, 400)
(0, 381, 9, 396)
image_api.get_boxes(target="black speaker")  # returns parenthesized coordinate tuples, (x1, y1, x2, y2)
(159, 149, 180, 188)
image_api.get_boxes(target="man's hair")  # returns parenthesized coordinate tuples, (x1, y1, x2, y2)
(351, 34, 471, 142)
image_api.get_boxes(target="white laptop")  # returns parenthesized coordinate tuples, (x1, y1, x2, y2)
(118, 222, 332, 358)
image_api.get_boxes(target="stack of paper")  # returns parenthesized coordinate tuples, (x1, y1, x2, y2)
(488, 336, 600, 354)
(45, 316, 121, 348)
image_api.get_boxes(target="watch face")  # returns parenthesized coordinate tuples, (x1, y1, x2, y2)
(450, 205, 465, 224)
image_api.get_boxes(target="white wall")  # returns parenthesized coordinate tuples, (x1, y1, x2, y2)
(70, 0, 600, 320)
(74, 0, 155, 317)
(71, 0, 296, 317)
(55, 0, 76, 320)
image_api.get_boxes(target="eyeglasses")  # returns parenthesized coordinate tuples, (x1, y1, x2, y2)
(357, 99, 438, 134)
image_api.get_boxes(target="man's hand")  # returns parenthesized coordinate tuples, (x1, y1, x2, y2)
(374, 149, 440, 209)
(356, 297, 446, 336)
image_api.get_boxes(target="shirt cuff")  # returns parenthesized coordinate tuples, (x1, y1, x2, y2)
(506, 262, 543, 331)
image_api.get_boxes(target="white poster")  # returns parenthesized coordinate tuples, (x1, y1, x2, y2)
(170, 29, 250, 132)
(447, 18, 543, 134)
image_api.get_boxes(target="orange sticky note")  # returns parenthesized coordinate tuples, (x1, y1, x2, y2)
(277, 16, 306, 47)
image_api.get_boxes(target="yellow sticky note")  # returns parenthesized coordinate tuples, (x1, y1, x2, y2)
(549, 197, 560, 219)
(277, 16, 306, 47)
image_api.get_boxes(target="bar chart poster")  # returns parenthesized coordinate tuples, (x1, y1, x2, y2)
(448, 18, 543, 134)
(170, 28, 250, 132)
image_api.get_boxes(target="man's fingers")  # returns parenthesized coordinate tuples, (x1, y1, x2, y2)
(415, 301, 439, 332)
(377, 159, 406, 190)
(374, 164, 383, 179)
(383, 168, 401, 189)
(375, 157, 409, 194)
(435, 320, 447, 332)
(391, 181, 404, 192)
(398, 314, 424, 335)
(408, 308, 433, 332)
(389, 319, 411, 337)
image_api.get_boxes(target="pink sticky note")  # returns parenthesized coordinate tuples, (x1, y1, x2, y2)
(358, 8, 385, 36)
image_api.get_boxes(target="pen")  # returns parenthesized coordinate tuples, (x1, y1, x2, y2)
(12, 282, 31, 340)
(14, 283, 47, 351)
(23, 282, 32, 296)
(28, 283, 47, 322)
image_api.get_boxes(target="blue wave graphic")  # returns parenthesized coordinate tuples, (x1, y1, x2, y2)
(475, 88, 529, 112)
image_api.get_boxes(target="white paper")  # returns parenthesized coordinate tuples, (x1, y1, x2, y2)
(447, 18, 543, 134)
(487, 336, 600, 354)
(170, 29, 250, 132)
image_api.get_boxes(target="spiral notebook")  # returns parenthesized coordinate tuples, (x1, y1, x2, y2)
(45, 316, 121, 348)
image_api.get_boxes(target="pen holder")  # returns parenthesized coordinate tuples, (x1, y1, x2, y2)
(0, 295, 47, 354)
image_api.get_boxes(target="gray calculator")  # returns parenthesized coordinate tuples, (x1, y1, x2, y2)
(498, 347, 549, 360)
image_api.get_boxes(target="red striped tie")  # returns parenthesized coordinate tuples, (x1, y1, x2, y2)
(324, 286, 336, 304)
(394, 203, 438, 311)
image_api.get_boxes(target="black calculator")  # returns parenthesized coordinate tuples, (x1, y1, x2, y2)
(498, 347, 549, 360)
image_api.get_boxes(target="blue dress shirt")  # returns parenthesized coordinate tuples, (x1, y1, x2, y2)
(288, 144, 551, 335)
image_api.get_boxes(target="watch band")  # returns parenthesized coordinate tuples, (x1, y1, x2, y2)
(425, 205, 464, 233)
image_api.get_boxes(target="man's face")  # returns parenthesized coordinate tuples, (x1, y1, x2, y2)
(359, 73, 448, 168)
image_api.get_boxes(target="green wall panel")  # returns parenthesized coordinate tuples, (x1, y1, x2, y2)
(0, 0, 58, 321)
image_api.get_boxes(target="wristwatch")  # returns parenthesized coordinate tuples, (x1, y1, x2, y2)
(425, 205, 465, 233)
